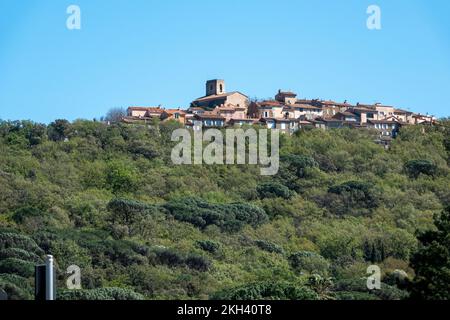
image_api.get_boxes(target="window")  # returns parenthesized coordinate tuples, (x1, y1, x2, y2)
(219, 84, 223, 93)
(174, 113, 180, 119)
(280, 123, 286, 129)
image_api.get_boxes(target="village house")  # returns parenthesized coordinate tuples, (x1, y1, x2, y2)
(192, 113, 226, 130)
(249, 100, 285, 119)
(293, 104, 324, 120)
(275, 90, 298, 105)
(394, 108, 414, 124)
(250, 90, 323, 121)
(211, 105, 247, 122)
(332, 111, 360, 123)
(367, 117, 406, 139)
(161, 109, 187, 124)
(373, 103, 396, 119)
(191, 79, 249, 111)
(127, 106, 165, 118)
(413, 113, 436, 125)
(320, 100, 353, 118)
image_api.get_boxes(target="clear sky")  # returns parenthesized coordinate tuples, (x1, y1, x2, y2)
(0, 0, 449, 123)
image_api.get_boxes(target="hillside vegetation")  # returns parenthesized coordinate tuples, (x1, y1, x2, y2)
(0, 118, 449, 300)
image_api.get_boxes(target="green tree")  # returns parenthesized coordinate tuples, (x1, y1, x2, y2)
(409, 207, 450, 300)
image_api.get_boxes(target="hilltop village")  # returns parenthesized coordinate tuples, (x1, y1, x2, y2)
(122, 79, 437, 145)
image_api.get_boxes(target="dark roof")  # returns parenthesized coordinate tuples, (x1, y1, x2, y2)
(277, 90, 297, 97)
(194, 114, 225, 120)
(394, 108, 413, 114)
(291, 104, 322, 110)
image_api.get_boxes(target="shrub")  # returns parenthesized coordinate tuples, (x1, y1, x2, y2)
(0, 273, 33, 300)
(0, 258, 35, 278)
(211, 282, 318, 300)
(0, 232, 44, 255)
(281, 154, 317, 178)
(57, 287, 144, 300)
(404, 159, 437, 179)
(327, 181, 380, 216)
(255, 240, 284, 254)
(196, 240, 220, 254)
(154, 248, 185, 268)
(153, 247, 211, 272)
(107, 198, 160, 225)
(11, 206, 44, 224)
(257, 182, 293, 200)
(334, 278, 408, 300)
(288, 251, 330, 276)
(163, 197, 268, 232)
(0, 248, 42, 263)
(185, 254, 211, 272)
(106, 160, 139, 194)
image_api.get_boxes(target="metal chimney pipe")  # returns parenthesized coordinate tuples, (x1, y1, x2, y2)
(45, 255, 55, 300)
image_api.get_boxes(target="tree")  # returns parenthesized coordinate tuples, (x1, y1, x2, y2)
(404, 159, 437, 179)
(256, 182, 294, 200)
(48, 119, 72, 141)
(408, 207, 450, 300)
(288, 251, 330, 276)
(106, 160, 139, 194)
(104, 108, 126, 123)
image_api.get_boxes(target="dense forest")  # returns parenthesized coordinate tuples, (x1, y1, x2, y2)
(0, 118, 449, 300)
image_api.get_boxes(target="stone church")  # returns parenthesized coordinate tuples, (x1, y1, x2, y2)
(191, 79, 248, 110)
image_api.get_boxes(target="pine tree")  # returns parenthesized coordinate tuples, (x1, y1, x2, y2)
(409, 207, 450, 300)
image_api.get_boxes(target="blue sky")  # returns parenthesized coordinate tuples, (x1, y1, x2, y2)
(0, 0, 449, 123)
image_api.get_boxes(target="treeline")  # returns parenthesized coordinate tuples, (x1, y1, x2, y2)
(0, 118, 449, 300)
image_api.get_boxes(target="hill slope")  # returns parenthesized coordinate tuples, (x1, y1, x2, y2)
(0, 119, 449, 300)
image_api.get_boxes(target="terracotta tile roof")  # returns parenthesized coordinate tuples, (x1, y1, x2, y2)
(128, 106, 164, 114)
(165, 109, 187, 115)
(259, 100, 283, 107)
(320, 100, 353, 107)
(193, 91, 248, 102)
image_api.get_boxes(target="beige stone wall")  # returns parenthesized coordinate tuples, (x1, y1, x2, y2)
(233, 110, 246, 119)
(226, 93, 249, 109)
(130, 110, 147, 117)
(375, 106, 395, 119)
(271, 106, 284, 119)
(360, 113, 367, 124)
